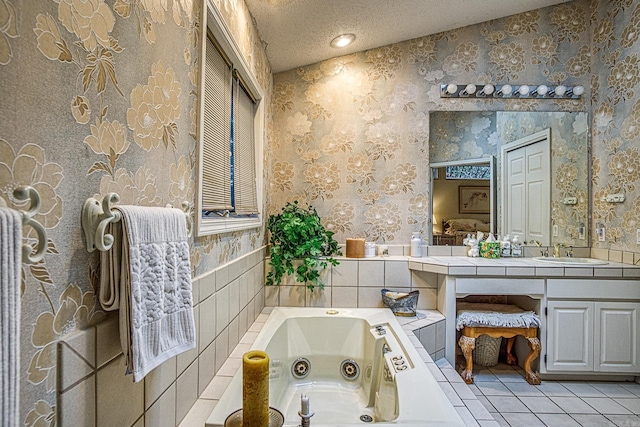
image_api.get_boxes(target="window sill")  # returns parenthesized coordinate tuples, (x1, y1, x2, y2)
(197, 216, 262, 236)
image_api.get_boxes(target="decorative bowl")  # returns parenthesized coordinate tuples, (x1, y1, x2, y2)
(381, 288, 419, 317)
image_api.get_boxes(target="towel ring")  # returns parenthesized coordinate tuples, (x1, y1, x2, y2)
(0, 186, 48, 264)
(81, 193, 194, 253)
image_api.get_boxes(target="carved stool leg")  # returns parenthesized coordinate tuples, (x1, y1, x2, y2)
(505, 336, 517, 365)
(458, 335, 476, 384)
(524, 337, 541, 385)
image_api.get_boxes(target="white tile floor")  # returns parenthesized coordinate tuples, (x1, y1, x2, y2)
(180, 309, 640, 427)
(466, 362, 640, 427)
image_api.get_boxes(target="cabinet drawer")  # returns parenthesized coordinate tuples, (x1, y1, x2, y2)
(547, 279, 640, 300)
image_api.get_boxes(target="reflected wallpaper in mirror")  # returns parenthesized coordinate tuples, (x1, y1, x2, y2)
(430, 111, 589, 247)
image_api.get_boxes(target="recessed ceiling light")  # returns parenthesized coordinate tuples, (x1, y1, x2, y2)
(330, 33, 356, 48)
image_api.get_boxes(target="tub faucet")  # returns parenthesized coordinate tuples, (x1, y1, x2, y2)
(298, 394, 314, 427)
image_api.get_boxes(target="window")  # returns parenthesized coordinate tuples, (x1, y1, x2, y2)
(196, 2, 264, 236)
(445, 165, 490, 180)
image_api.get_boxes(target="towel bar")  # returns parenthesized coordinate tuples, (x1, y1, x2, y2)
(0, 186, 48, 264)
(81, 193, 193, 253)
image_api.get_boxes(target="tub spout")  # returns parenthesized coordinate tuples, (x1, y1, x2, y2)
(298, 394, 314, 427)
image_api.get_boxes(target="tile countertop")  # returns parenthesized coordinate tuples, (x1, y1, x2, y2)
(406, 256, 640, 278)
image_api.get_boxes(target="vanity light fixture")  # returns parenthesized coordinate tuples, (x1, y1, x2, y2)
(440, 83, 584, 99)
(330, 33, 356, 48)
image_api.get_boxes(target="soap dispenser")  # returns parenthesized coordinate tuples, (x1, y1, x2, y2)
(511, 235, 522, 257)
(410, 232, 422, 257)
(501, 234, 511, 257)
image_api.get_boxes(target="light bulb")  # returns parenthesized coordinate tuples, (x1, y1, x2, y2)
(478, 84, 495, 96)
(554, 85, 567, 96)
(573, 85, 584, 96)
(496, 84, 512, 97)
(535, 85, 549, 96)
(330, 34, 356, 48)
(461, 84, 476, 96)
(517, 85, 530, 96)
(445, 83, 458, 95)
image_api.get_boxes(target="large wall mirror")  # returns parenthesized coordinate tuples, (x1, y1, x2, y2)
(429, 111, 589, 248)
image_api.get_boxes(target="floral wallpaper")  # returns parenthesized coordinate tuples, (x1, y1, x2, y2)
(429, 110, 589, 246)
(268, 1, 594, 245)
(591, 0, 640, 250)
(3, 0, 640, 423)
(0, 0, 271, 424)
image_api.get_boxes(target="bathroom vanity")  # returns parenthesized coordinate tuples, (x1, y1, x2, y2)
(408, 256, 640, 378)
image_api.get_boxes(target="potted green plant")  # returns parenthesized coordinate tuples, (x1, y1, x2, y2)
(266, 201, 341, 291)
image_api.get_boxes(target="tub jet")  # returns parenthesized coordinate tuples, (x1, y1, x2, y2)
(340, 359, 360, 380)
(291, 357, 311, 379)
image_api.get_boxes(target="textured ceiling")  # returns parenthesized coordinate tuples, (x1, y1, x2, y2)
(245, 0, 573, 73)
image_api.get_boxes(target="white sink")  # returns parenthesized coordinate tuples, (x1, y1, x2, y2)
(533, 257, 608, 265)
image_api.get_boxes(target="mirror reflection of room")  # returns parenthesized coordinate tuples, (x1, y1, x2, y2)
(432, 165, 491, 246)
(429, 111, 588, 247)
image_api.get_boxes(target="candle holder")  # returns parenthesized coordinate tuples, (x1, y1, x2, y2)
(224, 407, 285, 427)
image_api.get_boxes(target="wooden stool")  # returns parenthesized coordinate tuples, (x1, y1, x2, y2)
(458, 325, 541, 385)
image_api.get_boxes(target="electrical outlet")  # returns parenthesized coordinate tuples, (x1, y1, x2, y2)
(598, 226, 606, 242)
(553, 224, 558, 237)
(604, 193, 626, 203)
(578, 226, 585, 240)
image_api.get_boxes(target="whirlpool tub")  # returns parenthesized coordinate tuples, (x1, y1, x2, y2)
(206, 307, 464, 427)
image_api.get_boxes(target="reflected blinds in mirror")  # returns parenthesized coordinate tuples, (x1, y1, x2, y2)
(233, 79, 258, 214)
(202, 33, 233, 211)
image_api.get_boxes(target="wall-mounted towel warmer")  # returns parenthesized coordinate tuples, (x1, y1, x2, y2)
(81, 193, 193, 253)
(0, 185, 48, 264)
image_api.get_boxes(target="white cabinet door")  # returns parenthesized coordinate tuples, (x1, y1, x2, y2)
(595, 302, 640, 373)
(547, 301, 593, 371)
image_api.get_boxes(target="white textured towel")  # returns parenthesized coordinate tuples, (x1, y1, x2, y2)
(0, 207, 21, 427)
(100, 205, 196, 382)
(456, 302, 541, 331)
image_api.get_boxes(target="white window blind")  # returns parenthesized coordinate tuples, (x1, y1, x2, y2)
(233, 77, 258, 214)
(201, 32, 258, 215)
(202, 33, 232, 211)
